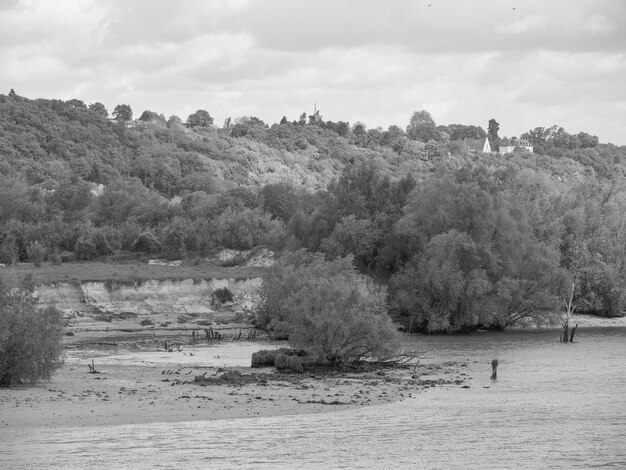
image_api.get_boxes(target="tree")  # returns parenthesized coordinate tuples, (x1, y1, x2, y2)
(167, 115, 183, 128)
(113, 104, 133, 122)
(382, 125, 406, 153)
(577, 132, 599, 149)
(65, 99, 86, 108)
(560, 282, 577, 343)
(257, 251, 400, 364)
(138, 110, 165, 124)
(186, 109, 214, 128)
(406, 110, 439, 142)
(444, 124, 486, 141)
(0, 235, 19, 266)
(321, 215, 382, 272)
(391, 230, 494, 333)
(351, 122, 367, 146)
(27, 241, 46, 267)
(0, 279, 64, 386)
(88, 102, 108, 117)
(488, 119, 500, 139)
(488, 118, 500, 149)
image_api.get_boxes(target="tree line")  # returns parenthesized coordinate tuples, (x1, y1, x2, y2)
(1, 91, 625, 332)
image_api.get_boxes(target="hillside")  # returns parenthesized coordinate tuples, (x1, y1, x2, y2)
(1, 92, 625, 330)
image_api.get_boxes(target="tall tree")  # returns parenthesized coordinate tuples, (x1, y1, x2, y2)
(112, 104, 133, 122)
(488, 118, 500, 149)
(488, 119, 500, 139)
(186, 109, 214, 128)
(406, 110, 439, 142)
(88, 102, 108, 118)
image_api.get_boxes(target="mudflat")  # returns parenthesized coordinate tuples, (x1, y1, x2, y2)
(0, 340, 467, 430)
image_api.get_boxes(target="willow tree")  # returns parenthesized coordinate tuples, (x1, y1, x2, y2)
(0, 278, 64, 386)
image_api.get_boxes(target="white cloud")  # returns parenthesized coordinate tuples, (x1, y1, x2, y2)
(0, 0, 625, 144)
(495, 14, 549, 35)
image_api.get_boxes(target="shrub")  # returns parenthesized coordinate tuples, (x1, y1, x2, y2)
(258, 250, 400, 364)
(74, 229, 112, 261)
(0, 235, 19, 266)
(140, 319, 154, 326)
(49, 249, 62, 266)
(0, 280, 64, 386)
(27, 241, 46, 267)
(132, 231, 162, 254)
(74, 235, 97, 261)
(212, 208, 285, 251)
(213, 287, 234, 304)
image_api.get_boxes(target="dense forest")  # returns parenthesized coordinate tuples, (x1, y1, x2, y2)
(1, 90, 625, 332)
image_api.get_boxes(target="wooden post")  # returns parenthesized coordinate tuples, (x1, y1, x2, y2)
(490, 359, 498, 380)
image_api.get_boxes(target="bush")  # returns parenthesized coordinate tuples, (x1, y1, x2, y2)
(27, 241, 46, 267)
(213, 287, 234, 304)
(74, 235, 97, 261)
(0, 235, 19, 266)
(132, 231, 162, 254)
(258, 250, 400, 364)
(212, 208, 285, 251)
(140, 319, 154, 326)
(0, 280, 64, 386)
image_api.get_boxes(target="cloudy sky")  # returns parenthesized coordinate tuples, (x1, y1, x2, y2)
(1, 0, 625, 144)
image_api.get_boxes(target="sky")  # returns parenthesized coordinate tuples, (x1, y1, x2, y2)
(1, 0, 625, 144)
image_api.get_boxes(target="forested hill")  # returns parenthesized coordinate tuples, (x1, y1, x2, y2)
(1, 92, 625, 329)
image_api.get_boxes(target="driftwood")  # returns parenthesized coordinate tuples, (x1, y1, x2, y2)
(88, 360, 100, 374)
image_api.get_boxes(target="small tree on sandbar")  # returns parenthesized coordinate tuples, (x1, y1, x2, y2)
(560, 282, 578, 343)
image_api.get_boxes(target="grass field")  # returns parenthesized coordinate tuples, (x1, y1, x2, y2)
(0, 260, 270, 285)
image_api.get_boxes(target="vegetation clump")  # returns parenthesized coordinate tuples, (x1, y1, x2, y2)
(213, 287, 234, 304)
(258, 251, 401, 364)
(0, 278, 64, 386)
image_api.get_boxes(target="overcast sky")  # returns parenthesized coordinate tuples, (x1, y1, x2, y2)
(1, 0, 624, 144)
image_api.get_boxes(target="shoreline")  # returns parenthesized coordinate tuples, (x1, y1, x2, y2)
(2, 316, 624, 431)
(0, 342, 468, 430)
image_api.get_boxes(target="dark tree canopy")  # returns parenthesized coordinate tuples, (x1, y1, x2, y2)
(406, 110, 440, 142)
(186, 109, 214, 128)
(113, 103, 133, 122)
(88, 102, 108, 117)
(65, 99, 87, 109)
(488, 119, 500, 139)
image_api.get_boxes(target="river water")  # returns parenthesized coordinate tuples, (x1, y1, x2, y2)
(2, 327, 625, 469)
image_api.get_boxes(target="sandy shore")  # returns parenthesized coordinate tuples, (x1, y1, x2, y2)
(0, 342, 469, 430)
(3, 313, 624, 431)
(569, 313, 626, 328)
